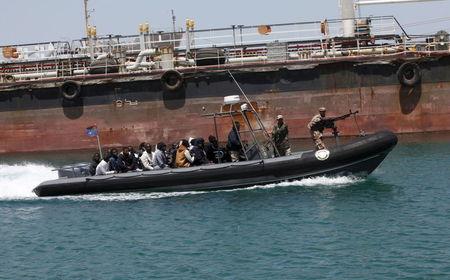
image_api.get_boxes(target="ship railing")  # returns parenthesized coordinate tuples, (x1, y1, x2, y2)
(1, 16, 449, 83)
(0, 41, 72, 63)
(0, 16, 399, 63)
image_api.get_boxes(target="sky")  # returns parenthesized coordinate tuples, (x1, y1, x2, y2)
(1, 0, 450, 45)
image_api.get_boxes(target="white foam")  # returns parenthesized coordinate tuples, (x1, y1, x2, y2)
(0, 163, 57, 200)
(244, 175, 363, 191)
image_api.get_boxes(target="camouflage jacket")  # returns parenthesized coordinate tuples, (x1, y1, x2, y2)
(272, 123, 289, 148)
(308, 114, 325, 132)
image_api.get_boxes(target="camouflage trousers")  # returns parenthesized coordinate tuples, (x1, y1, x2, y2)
(310, 130, 326, 150)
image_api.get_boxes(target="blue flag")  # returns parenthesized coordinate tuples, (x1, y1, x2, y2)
(86, 126, 98, 137)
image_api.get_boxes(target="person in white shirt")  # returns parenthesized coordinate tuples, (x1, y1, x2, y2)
(95, 154, 116, 175)
(140, 143, 154, 170)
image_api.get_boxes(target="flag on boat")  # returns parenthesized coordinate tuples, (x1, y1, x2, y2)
(86, 125, 98, 137)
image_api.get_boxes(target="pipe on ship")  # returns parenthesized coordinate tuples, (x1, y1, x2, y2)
(126, 49, 157, 70)
(227, 56, 267, 63)
(341, 0, 356, 37)
(12, 71, 58, 80)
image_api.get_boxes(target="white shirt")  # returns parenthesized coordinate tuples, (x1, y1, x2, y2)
(95, 160, 109, 175)
(140, 150, 153, 170)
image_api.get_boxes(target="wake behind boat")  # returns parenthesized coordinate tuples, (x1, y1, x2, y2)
(33, 130, 397, 197)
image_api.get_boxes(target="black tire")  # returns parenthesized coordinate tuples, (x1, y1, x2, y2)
(161, 70, 183, 91)
(4, 75, 15, 83)
(60, 81, 81, 100)
(397, 62, 422, 87)
(194, 48, 225, 66)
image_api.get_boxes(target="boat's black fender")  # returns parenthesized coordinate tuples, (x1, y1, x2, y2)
(4, 75, 15, 83)
(161, 70, 184, 91)
(397, 62, 422, 87)
(60, 80, 81, 100)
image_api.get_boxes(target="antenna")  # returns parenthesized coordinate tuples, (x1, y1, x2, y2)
(84, 0, 90, 37)
(171, 9, 176, 33)
(171, 9, 177, 47)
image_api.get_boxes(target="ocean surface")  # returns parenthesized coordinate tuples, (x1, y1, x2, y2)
(1, 134, 450, 280)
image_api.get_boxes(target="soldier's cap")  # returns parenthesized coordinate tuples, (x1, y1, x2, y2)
(276, 114, 284, 120)
(319, 107, 326, 112)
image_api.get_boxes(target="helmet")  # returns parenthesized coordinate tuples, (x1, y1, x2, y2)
(318, 107, 326, 112)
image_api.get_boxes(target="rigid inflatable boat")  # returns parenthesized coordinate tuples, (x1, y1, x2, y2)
(33, 130, 397, 197)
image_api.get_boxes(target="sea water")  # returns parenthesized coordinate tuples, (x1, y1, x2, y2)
(1, 135, 450, 279)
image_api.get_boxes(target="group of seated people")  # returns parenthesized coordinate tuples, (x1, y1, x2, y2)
(89, 135, 230, 176)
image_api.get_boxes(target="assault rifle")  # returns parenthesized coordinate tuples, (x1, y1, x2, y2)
(323, 110, 359, 139)
(323, 110, 359, 129)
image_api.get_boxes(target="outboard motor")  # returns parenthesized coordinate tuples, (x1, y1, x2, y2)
(57, 163, 91, 178)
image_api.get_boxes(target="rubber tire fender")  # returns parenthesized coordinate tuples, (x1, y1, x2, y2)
(161, 70, 183, 91)
(60, 80, 81, 100)
(4, 75, 15, 83)
(397, 62, 422, 87)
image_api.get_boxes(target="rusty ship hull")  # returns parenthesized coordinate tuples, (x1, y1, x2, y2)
(1, 52, 449, 153)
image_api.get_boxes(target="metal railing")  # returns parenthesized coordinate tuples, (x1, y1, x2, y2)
(0, 16, 448, 83)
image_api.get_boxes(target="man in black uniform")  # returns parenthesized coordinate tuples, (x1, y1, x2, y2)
(227, 121, 242, 162)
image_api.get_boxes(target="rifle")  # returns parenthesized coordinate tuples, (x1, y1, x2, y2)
(323, 110, 359, 129)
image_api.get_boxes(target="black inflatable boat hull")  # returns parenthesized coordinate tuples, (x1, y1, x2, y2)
(33, 131, 398, 197)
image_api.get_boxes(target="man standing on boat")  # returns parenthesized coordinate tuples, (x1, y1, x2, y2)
(227, 121, 243, 162)
(272, 115, 291, 156)
(308, 107, 328, 150)
(308, 107, 358, 150)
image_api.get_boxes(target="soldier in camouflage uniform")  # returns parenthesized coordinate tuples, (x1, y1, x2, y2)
(307, 107, 328, 150)
(272, 115, 291, 156)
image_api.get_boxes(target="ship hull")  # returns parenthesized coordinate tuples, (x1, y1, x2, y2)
(1, 54, 450, 153)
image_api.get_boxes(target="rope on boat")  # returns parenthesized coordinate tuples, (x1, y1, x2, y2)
(84, 161, 265, 182)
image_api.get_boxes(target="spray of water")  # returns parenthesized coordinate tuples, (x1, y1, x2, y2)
(0, 163, 57, 200)
(0, 163, 363, 201)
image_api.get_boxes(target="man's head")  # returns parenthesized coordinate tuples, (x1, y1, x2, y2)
(122, 146, 130, 156)
(276, 114, 284, 125)
(157, 142, 166, 151)
(92, 152, 101, 163)
(110, 148, 119, 157)
(144, 143, 152, 152)
(196, 138, 205, 148)
(208, 135, 217, 144)
(180, 139, 189, 148)
(138, 142, 146, 151)
(319, 107, 326, 117)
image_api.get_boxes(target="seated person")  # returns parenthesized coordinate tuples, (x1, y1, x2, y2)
(152, 142, 168, 169)
(95, 154, 115, 175)
(89, 152, 101, 176)
(118, 146, 138, 173)
(190, 138, 208, 166)
(108, 148, 121, 173)
(128, 145, 139, 160)
(167, 143, 178, 168)
(175, 139, 194, 168)
(205, 135, 225, 164)
(227, 121, 243, 162)
(140, 143, 153, 171)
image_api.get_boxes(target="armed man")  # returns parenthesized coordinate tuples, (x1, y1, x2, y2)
(307, 107, 358, 150)
(272, 115, 291, 156)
